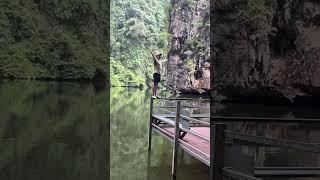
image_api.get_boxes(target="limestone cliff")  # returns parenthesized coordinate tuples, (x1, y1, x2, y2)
(212, 0, 320, 104)
(166, 0, 210, 94)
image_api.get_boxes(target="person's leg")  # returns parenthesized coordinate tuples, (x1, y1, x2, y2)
(154, 83, 158, 96)
(152, 83, 156, 96)
(152, 73, 156, 98)
(155, 74, 161, 98)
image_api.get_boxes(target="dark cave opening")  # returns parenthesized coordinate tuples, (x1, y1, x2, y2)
(194, 69, 203, 79)
(270, 27, 297, 57)
(269, 2, 298, 57)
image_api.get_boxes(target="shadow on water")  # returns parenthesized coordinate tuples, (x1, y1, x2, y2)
(0, 80, 109, 180)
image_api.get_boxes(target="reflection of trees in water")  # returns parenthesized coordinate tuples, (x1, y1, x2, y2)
(111, 88, 152, 179)
(0, 81, 108, 180)
(111, 88, 207, 180)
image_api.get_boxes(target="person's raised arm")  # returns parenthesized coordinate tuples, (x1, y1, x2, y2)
(150, 51, 156, 59)
(150, 51, 160, 64)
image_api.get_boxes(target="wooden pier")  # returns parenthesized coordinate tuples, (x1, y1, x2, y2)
(148, 98, 320, 180)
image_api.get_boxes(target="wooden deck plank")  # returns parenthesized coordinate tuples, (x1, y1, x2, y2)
(152, 113, 211, 166)
(162, 127, 210, 160)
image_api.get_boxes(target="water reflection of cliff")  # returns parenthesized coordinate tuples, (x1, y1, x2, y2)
(0, 80, 109, 180)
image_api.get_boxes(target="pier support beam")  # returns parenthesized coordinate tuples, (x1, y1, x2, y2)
(172, 101, 181, 177)
(210, 123, 226, 180)
(148, 97, 154, 151)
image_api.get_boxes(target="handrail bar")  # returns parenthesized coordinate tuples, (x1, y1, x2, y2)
(157, 108, 175, 115)
(154, 105, 209, 110)
(223, 167, 262, 180)
(157, 108, 210, 126)
(254, 167, 320, 177)
(225, 130, 320, 153)
(255, 167, 320, 170)
(182, 115, 210, 126)
(152, 114, 210, 141)
(154, 97, 210, 101)
(154, 114, 210, 119)
(212, 116, 320, 123)
(154, 106, 177, 109)
(222, 167, 320, 179)
(181, 104, 209, 110)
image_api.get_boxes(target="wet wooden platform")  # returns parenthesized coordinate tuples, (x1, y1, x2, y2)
(163, 127, 210, 156)
(151, 113, 211, 166)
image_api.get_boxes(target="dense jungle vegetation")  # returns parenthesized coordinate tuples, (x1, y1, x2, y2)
(111, 0, 170, 87)
(0, 0, 108, 81)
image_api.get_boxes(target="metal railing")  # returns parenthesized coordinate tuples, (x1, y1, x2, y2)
(148, 97, 320, 180)
(148, 97, 210, 176)
(211, 117, 320, 180)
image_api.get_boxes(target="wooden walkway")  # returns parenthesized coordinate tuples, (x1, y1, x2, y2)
(153, 123, 210, 165)
(149, 98, 215, 178)
(148, 97, 320, 180)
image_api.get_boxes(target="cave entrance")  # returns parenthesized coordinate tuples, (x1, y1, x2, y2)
(270, 27, 297, 56)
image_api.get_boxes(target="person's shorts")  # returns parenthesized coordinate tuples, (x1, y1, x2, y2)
(153, 73, 161, 84)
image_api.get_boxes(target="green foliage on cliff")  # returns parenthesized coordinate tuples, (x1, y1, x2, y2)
(184, 59, 196, 71)
(243, 0, 273, 33)
(110, 58, 144, 87)
(0, 0, 108, 80)
(185, 0, 196, 7)
(111, 0, 170, 87)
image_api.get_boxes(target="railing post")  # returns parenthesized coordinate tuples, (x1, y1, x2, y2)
(147, 148, 152, 180)
(148, 97, 154, 151)
(172, 100, 181, 177)
(210, 122, 226, 180)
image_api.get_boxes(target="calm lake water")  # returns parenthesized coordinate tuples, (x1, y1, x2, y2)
(1, 81, 319, 180)
(0, 80, 109, 180)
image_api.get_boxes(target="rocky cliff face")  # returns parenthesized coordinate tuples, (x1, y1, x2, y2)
(167, 0, 210, 94)
(212, 0, 320, 104)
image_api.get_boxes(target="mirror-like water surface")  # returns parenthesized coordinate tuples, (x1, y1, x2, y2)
(0, 80, 109, 180)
